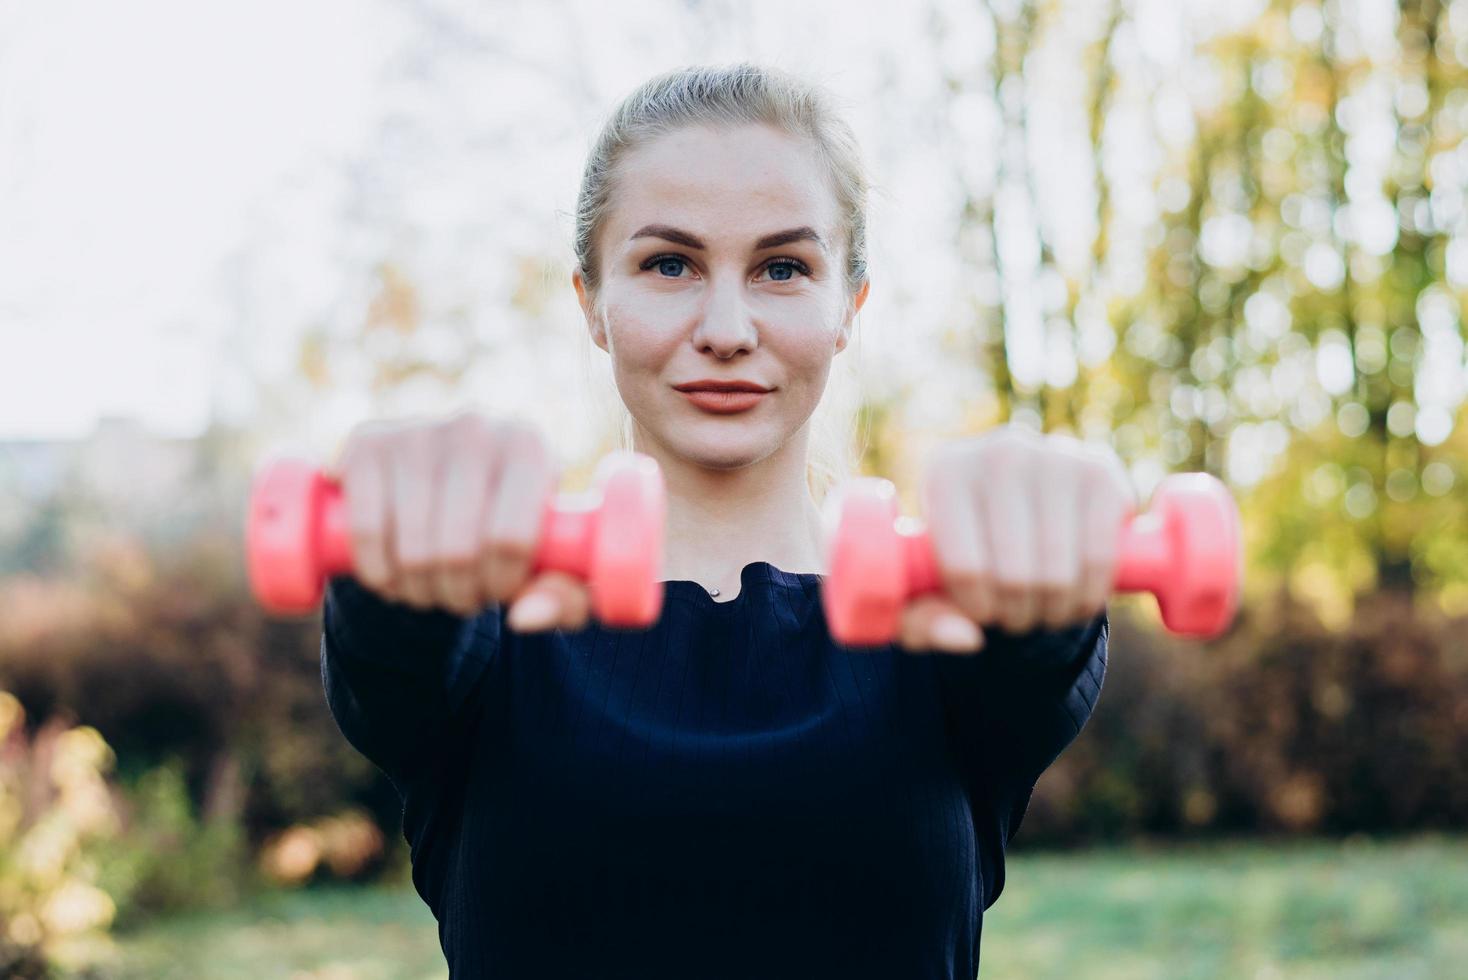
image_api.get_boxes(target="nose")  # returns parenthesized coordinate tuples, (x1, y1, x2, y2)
(692, 274, 758, 357)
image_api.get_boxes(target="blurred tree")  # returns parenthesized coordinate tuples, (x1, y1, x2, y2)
(929, 0, 1468, 626)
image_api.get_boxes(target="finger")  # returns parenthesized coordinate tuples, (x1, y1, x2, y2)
(390, 426, 438, 609)
(921, 449, 996, 627)
(1076, 464, 1129, 624)
(898, 595, 985, 655)
(474, 424, 508, 604)
(340, 441, 394, 596)
(1035, 442, 1082, 630)
(983, 451, 1038, 634)
(431, 418, 496, 615)
(507, 571, 592, 633)
(482, 421, 558, 603)
(507, 587, 560, 633)
(1097, 443, 1140, 518)
(546, 572, 594, 631)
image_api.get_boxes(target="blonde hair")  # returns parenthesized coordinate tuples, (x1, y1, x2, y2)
(573, 62, 871, 504)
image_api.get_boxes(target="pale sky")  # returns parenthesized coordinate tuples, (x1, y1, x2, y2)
(1, 0, 397, 440)
(5, 0, 1030, 453)
(7, 0, 1377, 504)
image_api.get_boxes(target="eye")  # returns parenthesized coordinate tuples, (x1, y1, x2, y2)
(638, 253, 812, 281)
(761, 258, 810, 282)
(640, 253, 692, 278)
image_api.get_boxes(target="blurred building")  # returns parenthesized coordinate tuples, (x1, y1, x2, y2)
(0, 415, 195, 505)
(0, 415, 249, 570)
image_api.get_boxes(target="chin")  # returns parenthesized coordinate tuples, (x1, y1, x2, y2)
(672, 431, 778, 470)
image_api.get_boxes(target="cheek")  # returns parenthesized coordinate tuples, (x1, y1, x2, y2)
(770, 300, 846, 368)
(600, 305, 683, 392)
(784, 334, 838, 375)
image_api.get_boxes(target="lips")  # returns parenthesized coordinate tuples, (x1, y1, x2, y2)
(673, 381, 772, 393)
(679, 389, 769, 414)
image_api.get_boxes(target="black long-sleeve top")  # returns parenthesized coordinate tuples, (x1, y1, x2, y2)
(320, 560, 1108, 979)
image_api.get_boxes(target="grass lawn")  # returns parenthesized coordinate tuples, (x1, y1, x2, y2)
(94, 833, 1467, 979)
(980, 833, 1468, 979)
(100, 884, 446, 980)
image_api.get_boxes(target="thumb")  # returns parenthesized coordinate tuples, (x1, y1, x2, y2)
(899, 594, 985, 655)
(507, 589, 560, 632)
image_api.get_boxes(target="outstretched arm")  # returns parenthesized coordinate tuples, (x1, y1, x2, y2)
(892, 424, 1127, 844)
(320, 575, 500, 797)
(932, 610, 1108, 839)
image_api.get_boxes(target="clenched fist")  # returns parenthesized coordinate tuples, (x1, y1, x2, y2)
(327, 410, 594, 631)
(899, 425, 1137, 654)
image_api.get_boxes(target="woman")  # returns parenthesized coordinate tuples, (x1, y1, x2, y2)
(321, 63, 1133, 978)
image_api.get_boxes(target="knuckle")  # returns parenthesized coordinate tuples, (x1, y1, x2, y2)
(392, 536, 432, 571)
(345, 419, 387, 449)
(1041, 443, 1078, 477)
(396, 552, 434, 577)
(384, 417, 432, 453)
(1078, 457, 1120, 499)
(992, 424, 1036, 449)
(1045, 431, 1082, 455)
(338, 428, 385, 473)
(448, 589, 483, 617)
(992, 572, 1028, 598)
(980, 433, 1027, 469)
(496, 417, 546, 454)
(930, 438, 984, 477)
(1079, 451, 1111, 481)
(350, 521, 385, 551)
(485, 532, 536, 568)
(355, 564, 391, 591)
(437, 546, 479, 573)
(941, 563, 990, 595)
(929, 439, 971, 470)
(447, 409, 495, 447)
(448, 407, 488, 432)
(494, 421, 554, 481)
(1034, 570, 1074, 595)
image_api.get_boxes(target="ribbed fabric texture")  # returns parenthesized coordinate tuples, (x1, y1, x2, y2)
(320, 560, 1108, 979)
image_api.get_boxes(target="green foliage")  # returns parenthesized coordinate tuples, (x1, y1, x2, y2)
(92, 762, 251, 931)
(940, 0, 1468, 625)
(0, 692, 122, 978)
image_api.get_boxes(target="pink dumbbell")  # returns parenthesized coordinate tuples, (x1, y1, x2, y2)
(246, 449, 667, 627)
(822, 472, 1242, 645)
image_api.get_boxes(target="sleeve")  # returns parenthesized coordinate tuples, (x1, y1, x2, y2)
(319, 574, 502, 798)
(932, 608, 1108, 848)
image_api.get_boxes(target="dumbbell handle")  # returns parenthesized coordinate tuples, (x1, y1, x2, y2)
(246, 455, 666, 621)
(894, 512, 1166, 599)
(308, 480, 604, 583)
(823, 471, 1240, 642)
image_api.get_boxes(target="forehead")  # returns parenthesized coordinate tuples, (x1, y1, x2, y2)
(608, 123, 838, 241)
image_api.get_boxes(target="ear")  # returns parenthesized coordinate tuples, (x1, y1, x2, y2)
(573, 268, 609, 353)
(835, 278, 870, 354)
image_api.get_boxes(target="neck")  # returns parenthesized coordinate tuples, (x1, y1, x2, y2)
(633, 421, 828, 589)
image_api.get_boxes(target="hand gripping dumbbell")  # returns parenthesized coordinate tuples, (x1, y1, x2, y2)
(245, 449, 668, 627)
(821, 472, 1242, 646)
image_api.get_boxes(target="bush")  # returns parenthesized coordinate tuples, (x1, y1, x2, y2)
(92, 761, 251, 931)
(0, 692, 121, 977)
(1021, 589, 1468, 844)
(0, 535, 403, 879)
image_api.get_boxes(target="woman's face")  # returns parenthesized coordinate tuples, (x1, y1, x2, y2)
(575, 122, 869, 472)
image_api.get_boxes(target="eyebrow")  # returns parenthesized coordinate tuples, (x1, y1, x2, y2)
(629, 224, 827, 253)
